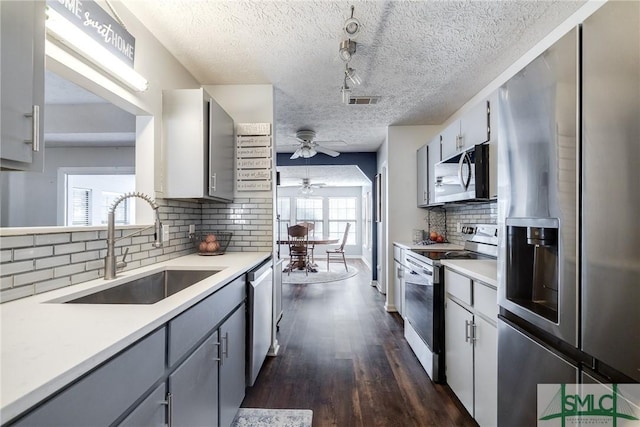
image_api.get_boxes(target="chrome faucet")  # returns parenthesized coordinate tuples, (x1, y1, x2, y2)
(104, 192, 163, 280)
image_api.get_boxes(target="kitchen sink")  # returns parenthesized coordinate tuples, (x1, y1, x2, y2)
(66, 269, 220, 304)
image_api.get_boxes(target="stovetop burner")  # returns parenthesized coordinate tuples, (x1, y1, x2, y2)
(409, 224, 499, 263)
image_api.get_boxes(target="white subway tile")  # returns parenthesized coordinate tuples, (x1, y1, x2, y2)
(1, 250, 11, 263)
(54, 263, 85, 278)
(55, 242, 85, 255)
(86, 240, 107, 251)
(35, 277, 71, 293)
(14, 269, 54, 287)
(71, 251, 100, 263)
(72, 231, 100, 242)
(35, 255, 71, 269)
(1, 260, 34, 276)
(1, 276, 13, 290)
(0, 285, 35, 303)
(35, 234, 71, 245)
(1, 235, 34, 249)
(71, 270, 99, 285)
(14, 246, 54, 261)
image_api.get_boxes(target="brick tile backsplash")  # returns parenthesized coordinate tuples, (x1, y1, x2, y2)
(444, 201, 498, 245)
(0, 196, 273, 303)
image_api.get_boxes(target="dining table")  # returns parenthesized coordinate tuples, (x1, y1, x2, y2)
(276, 237, 339, 272)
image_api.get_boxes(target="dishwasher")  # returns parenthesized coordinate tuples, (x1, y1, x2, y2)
(247, 258, 273, 386)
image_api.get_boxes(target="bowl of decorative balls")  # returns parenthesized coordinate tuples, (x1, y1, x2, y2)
(194, 231, 232, 256)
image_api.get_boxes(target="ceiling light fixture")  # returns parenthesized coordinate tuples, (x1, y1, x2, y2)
(339, 39, 357, 62)
(341, 79, 352, 104)
(343, 6, 361, 38)
(45, 7, 149, 92)
(345, 64, 362, 86)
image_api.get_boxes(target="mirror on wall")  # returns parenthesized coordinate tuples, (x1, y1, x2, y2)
(0, 70, 136, 228)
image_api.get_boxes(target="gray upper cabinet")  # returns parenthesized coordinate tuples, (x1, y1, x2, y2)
(416, 144, 429, 207)
(163, 88, 235, 202)
(0, 0, 45, 171)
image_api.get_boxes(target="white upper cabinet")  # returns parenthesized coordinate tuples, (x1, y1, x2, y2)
(417, 144, 429, 207)
(440, 120, 461, 160)
(440, 99, 491, 161)
(427, 136, 441, 205)
(0, 1, 45, 171)
(459, 100, 490, 151)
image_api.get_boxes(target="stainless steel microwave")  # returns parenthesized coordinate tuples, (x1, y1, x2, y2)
(434, 144, 490, 203)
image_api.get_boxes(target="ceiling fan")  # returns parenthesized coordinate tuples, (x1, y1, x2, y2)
(288, 130, 341, 160)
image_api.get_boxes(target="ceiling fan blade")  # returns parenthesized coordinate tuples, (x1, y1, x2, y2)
(315, 146, 340, 157)
(290, 149, 301, 159)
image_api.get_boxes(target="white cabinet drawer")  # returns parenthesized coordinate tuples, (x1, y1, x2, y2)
(445, 269, 472, 305)
(474, 281, 498, 321)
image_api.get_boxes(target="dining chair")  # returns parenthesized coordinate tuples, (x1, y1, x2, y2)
(326, 223, 351, 272)
(287, 224, 310, 275)
(297, 221, 316, 264)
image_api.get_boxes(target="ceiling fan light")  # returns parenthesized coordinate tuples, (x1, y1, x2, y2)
(339, 39, 356, 62)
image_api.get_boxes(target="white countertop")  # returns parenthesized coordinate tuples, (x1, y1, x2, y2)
(393, 241, 464, 252)
(0, 252, 270, 422)
(440, 259, 498, 288)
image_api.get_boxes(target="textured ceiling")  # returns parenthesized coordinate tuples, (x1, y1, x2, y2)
(119, 0, 585, 153)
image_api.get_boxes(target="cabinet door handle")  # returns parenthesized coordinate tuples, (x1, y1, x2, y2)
(464, 320, 471, 342)
(210, 173, 217, 192)
(471, 322, 477, 343)
(162, 392, 173, 427)
(222, 332, 229, 359)
(24, 105, 40, 152)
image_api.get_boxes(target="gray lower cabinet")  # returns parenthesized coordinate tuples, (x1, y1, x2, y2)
(119, 383, 167, 427)
(169, 331, 220, 427)
(9, 274, 250, 427)
(219, 304, 246, 427)
(13, 328, 166, 427)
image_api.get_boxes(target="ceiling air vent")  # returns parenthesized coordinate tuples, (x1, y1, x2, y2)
(348, 96, 381, 105)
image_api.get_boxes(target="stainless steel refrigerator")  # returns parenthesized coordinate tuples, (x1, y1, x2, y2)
(496, 2, 640, 425)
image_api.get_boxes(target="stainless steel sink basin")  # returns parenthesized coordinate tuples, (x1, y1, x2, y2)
(66, 270, 220, 304)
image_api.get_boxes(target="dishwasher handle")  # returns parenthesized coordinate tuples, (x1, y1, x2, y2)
(248, 258, 273, 282)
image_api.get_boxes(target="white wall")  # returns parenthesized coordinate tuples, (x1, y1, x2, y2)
(378, 125, 440, 311)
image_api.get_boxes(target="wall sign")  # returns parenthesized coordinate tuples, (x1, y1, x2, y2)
(47, 0, 136, 67)
(236, 124, 273, 192)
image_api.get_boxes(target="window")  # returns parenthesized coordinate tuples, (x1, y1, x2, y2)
(102, 192, 130, 225)
(71, 188, 91, 226)
(277, 197, 291, 240)
(65, 173, 135, 226)
(328, 197, 356, 245)
(296, 198, 323, 237)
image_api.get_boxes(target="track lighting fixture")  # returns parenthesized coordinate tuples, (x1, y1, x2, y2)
(345, 65, 361, 86)
(339, 39, 357, 62)
(343, 6, 361, 38)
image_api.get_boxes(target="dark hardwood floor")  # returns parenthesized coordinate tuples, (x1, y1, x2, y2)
(242, 259, 478, 427)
